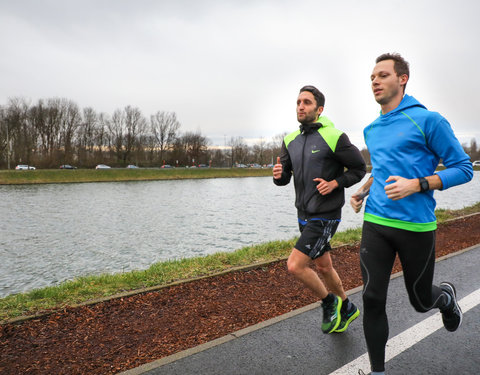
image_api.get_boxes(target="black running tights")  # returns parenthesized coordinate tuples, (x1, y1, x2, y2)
(360, 221, 448, 372)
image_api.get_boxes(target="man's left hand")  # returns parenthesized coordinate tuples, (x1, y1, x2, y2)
(313, 178, 338, 195)
(384, 176, 419, 200)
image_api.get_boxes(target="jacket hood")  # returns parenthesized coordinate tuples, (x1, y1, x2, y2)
(382, 94, 427, 117)
(316, 115, 335, 128)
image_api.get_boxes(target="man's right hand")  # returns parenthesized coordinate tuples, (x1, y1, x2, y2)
(273, 156, 283, 179)
(350, 177, 373, 213)
(350, 190, 367, 213)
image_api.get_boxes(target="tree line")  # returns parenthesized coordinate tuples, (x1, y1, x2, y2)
(0, 97, 478, 169)
(0, 97, 283, 169)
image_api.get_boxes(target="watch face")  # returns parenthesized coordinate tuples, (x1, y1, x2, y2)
(420, 178, 429, 192)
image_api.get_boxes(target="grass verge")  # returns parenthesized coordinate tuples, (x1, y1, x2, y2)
(0, 168, 273, 185)
(1, 166, 474, 185)
(1, 202, 478, 322)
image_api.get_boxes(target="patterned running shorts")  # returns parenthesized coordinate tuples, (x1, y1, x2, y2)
(295, 219, 339, 259)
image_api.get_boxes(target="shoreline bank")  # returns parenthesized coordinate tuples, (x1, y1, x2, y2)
(0, 168, 274, 185)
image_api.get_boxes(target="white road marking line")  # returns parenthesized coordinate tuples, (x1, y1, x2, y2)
(329, 288, 480, 374)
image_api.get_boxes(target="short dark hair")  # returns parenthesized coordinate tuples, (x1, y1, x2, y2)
(299, 85, 325, 108)
(376, 53, 410, 91)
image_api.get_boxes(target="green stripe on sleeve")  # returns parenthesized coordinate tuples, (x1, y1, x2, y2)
(401, 111, 426, 142)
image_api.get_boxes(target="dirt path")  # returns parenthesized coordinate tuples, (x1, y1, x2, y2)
(1, 214, 479, 375)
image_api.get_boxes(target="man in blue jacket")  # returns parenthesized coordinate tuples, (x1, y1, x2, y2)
(274, 85, 366, 334)
(351, 53, 473, 375)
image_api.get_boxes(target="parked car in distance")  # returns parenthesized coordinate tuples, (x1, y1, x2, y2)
(126, 165, 139, 169)
(198, 164, 209, 168)
(59, 164, 76, 169)
(15, 165, 36, 170)
(95, 164, 111, 169)
(473, 160, 480, 166)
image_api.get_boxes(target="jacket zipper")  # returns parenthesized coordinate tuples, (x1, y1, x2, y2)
(300, 131, 307, 212)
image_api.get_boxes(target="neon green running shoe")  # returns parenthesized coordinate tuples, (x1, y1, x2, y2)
(321, 295, 342, 334)
(334, 302, 360, 333)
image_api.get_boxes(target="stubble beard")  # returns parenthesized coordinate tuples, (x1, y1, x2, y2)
(298, 112, 318, 125)
(375, 95, 389, 105)
(374, 85, 401, 106)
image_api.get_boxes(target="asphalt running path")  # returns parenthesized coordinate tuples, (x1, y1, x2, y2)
(330, 288, 480, 374)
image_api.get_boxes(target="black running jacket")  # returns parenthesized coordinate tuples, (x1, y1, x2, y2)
(274, 116, 366, 221)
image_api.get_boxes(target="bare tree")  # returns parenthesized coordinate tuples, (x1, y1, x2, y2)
(95, 113, 110, 164)
(173, 131, 210, 166)
(150, 111, 181, 165)
(29, 98, 79, 167)
(107, 106, 147, 165)
(266, 132, 287, 164)
(210, 148, 226, 167)
(124, 106, 147, 165)
(6, 98, 34, 166)
(229, 136, 249, 166)
(252, 137, 267, 165)
(58, 100, 81, 165)
(46, 99, 64, 159)
(0, 105, 12, 168)
(76, 107, 98, 165)
(469, 138, 479, 162)
(28, 99, 47, 158)
(107, 109, 124, 161)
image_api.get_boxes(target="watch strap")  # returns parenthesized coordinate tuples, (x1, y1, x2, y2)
(419, 177, 429, 192)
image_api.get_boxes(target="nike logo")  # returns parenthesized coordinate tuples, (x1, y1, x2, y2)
(312, 150, 321, 154)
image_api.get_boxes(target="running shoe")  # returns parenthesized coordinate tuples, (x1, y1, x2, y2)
(321, 295, 342, 334)
(440, 281, 463, 332)
(334, 302, 360, 333)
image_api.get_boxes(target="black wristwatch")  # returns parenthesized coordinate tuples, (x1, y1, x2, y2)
(418, 177, 429, 193)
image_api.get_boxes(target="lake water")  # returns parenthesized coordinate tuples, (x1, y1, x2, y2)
(1, 172, 479, 297)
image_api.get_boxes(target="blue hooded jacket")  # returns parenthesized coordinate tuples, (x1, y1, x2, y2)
(364, 95, 473, 231)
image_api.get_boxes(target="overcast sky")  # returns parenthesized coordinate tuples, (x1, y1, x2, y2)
(1, 0, 478, 149)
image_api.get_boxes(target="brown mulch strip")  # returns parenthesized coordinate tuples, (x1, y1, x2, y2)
(1, 215, 479, 375)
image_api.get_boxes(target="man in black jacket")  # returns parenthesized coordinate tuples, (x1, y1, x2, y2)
(273, 85, 366, 333)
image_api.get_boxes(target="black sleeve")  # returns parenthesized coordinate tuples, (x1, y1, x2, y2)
(333, 133, 367, 189)
(273, 140, 293, 186)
